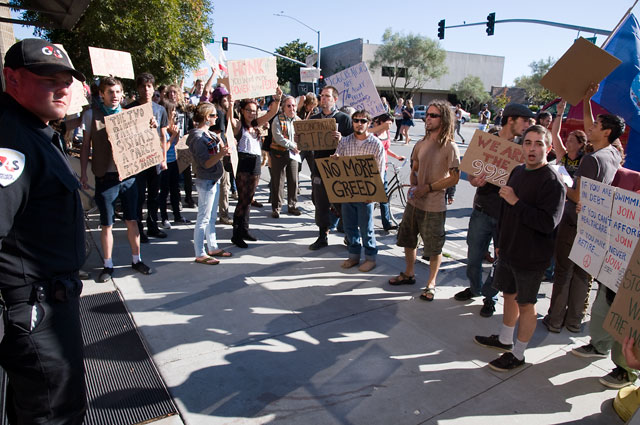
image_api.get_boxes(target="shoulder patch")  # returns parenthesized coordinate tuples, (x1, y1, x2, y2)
(0, 148, 26, 187)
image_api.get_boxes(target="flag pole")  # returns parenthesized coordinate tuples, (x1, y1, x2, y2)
(602, 0, 639, 48)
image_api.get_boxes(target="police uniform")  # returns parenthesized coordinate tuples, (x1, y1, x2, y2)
(0, 40, 87, 424)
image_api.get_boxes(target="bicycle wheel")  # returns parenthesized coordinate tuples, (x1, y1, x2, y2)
(386, 185, 404, 226)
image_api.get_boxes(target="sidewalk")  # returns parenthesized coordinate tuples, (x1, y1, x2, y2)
(81, 175, 625, 425)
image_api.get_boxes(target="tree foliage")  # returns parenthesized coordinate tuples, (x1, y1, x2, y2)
(19, 0, 213, 90)
(369, 28, 447, 102)
(274, 39, 315, 93)
(450, 76, 490, 112)
(513, 57, 557, 106)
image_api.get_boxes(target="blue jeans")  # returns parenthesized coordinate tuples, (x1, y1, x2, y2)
(466, 208, 499, 303)
(342, 202, 377, 261)
(193, 179, 220, 257)
(380, 171, 393, 230)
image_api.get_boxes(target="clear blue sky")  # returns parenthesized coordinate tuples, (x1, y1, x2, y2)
(11, 0, 637, 87)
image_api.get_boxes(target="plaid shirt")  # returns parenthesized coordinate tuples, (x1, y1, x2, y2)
(336, 133, 385, 175)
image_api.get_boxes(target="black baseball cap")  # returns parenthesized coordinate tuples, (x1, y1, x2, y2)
(4, 38, 85, 82)
(503, 103, 535, 119)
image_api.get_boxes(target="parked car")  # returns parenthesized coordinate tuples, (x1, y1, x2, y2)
(414, 104, 427, 120)
(450, 106, 471, 123)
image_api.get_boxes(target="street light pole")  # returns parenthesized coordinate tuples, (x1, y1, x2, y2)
(274, 12, 321, 92)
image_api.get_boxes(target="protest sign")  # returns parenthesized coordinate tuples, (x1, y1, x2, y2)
(193, 68, 209, 80)
(459, 130, 523, 186)
(225, 120, 238, 175)
(53, 44, 88, 116)
(324, 62, 386, 117)
(569, 177, 616, 279)
(602, 242, 640, 353)
(300, 67, 320, 83)
(540, 37, 621, 106)
(104, 103, 164, 180)
(88, 46, 135, 80)
(175, 135, 192, 174)
(217, 77, 230, 89)
(227, 57, 278, 99)
(201, 43, 218, 74)
(598, 188, 640, 290)
(314, 155, 386, 203)
(293, 118, 338, 151)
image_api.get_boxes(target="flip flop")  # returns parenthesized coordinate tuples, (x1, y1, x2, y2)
(420, 287, 435, 301)
(195, 256, 219, 265)
(208, 249, 232, 258)
(389, 272, 416, 286)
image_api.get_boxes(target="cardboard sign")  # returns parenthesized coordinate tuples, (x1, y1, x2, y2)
(88, 46, 135, 80)
(293, 118, 337, 151)
(193, 68, 209, 80)
(175, 135, 192, 174)
(459, 130, 523, 186)
(54, 44, 88, 116)
(225, 119, 238, 175)
(104, 103, 164, 180)
(324, 62, 386, 117)
(569, 178, 616, 279)
(314, 155, 386, 203)
(300, 67, 320, 83)
(540, 37, 622, 106)
(202, 43, 219, 74)
(217, 77, 230, 90)
(227, 57, 278, 100)
(602, 242, 640, 354)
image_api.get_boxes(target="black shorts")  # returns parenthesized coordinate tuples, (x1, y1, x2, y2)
(493, 260, 545, 304)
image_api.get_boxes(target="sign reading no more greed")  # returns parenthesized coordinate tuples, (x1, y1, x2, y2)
(315, 155, 387, 203)
(293, 118, 337, 151)
(227, 57, 278, 100)
(104, 102, 164, 180)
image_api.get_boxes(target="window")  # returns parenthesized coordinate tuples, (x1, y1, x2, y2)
(381, 66, 407, 78)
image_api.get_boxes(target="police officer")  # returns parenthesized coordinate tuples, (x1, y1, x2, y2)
(0, 39, 87, 424)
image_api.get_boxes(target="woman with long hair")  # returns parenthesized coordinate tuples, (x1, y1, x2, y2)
(551, 100, 586, 179)
(229, 87, 283, 247)
(187, 102, 230, 265)
(400, 98, 415, 144)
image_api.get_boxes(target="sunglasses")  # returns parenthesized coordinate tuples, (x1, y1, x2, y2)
(426, 113, 441, 119)
(352, 118, 369, 124)
(208, 113, 217, 117)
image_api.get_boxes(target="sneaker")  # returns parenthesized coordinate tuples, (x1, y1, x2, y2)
(242, 232, 258, 242)
(309, 237, 328, 251)
(454, 288, 476, 301)
(162, 220, 172, 229)
(147, 229, 167, 238)
(287, 207, 302, 216)
(600, 366, 636, 389)
(566, 323, 582, 333)
(251, 200, 263, 208)
(219, 216, 232, 225)
(173, 217, 191, 225)
(614, 384, 640, 422)
(231, 236, 248, 248)
(489, 352, 525, 372)
(542, 316, 561, 333)
(272, 210, 280, 218)
(479, 300, 496, 317)
(97, 267, 113, 283)
(132, 261, 153, 275)
(572, 343, 607, 359)
(474, 334, 513, 352)
(383, 225, 398, 231)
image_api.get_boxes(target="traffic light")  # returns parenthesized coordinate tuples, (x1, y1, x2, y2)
(222, 36, 228, 51)
(438, 19, 445, 40)
(486, 13, 495, 36)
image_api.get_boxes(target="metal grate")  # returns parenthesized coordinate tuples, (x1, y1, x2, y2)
(80, 290, 178, 425)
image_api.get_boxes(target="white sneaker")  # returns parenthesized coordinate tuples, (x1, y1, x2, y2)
(162, 219, 172, 229)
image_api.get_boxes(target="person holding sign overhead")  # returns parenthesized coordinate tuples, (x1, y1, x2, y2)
(229, 87, 282, 248)
(80, 77, 154, 282)
(308, 86, 353, 250)
(334, 110, 385, 272)
(388, 100, 460, 301)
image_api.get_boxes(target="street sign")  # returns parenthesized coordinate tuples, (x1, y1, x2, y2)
(305, 53, 318, 67)
(300, 67, 321, 82)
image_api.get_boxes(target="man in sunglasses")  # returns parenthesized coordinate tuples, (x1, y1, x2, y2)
(389, 101, 460, 301)
(334, 110, 385, 272)
(454, 103, 535, 316)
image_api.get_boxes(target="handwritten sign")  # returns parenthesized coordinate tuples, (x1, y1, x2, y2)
(225, 119, 238, 175)
(293, 118, 337, 151)
(314, 155, 386, 203)
(598, 187, 640, 290)
(54, 44, 88, 116)
(175, 135, 192, 174)
(88, 46, 135, 80)
(459, 130, 523, 186)
(201, 43, 218, 75)
(193, 68, 209, 80)
(324, 62, 386, 117)
(300, 67, 320, 83)
(570, 178, 616, 279)
(104, 103, 164, 180)
(602, 242, 640, 355)
(227, 57, 278, 100)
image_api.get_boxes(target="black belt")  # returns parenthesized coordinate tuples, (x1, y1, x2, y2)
(1, 274, 82, 305)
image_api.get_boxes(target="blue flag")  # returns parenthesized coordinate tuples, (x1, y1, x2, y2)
(591, 13, 640, 171)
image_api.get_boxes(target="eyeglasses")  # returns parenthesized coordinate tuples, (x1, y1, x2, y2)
(426, 113, 441, 119)
(352, 118, 369, 124)
(208, 114, 217, 118)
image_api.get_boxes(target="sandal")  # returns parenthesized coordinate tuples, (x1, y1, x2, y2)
(389, 272, 416, 286)
(208, 249, 232, 258)
(195, 256, 219, 266)
(419, 287, 435, 301)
